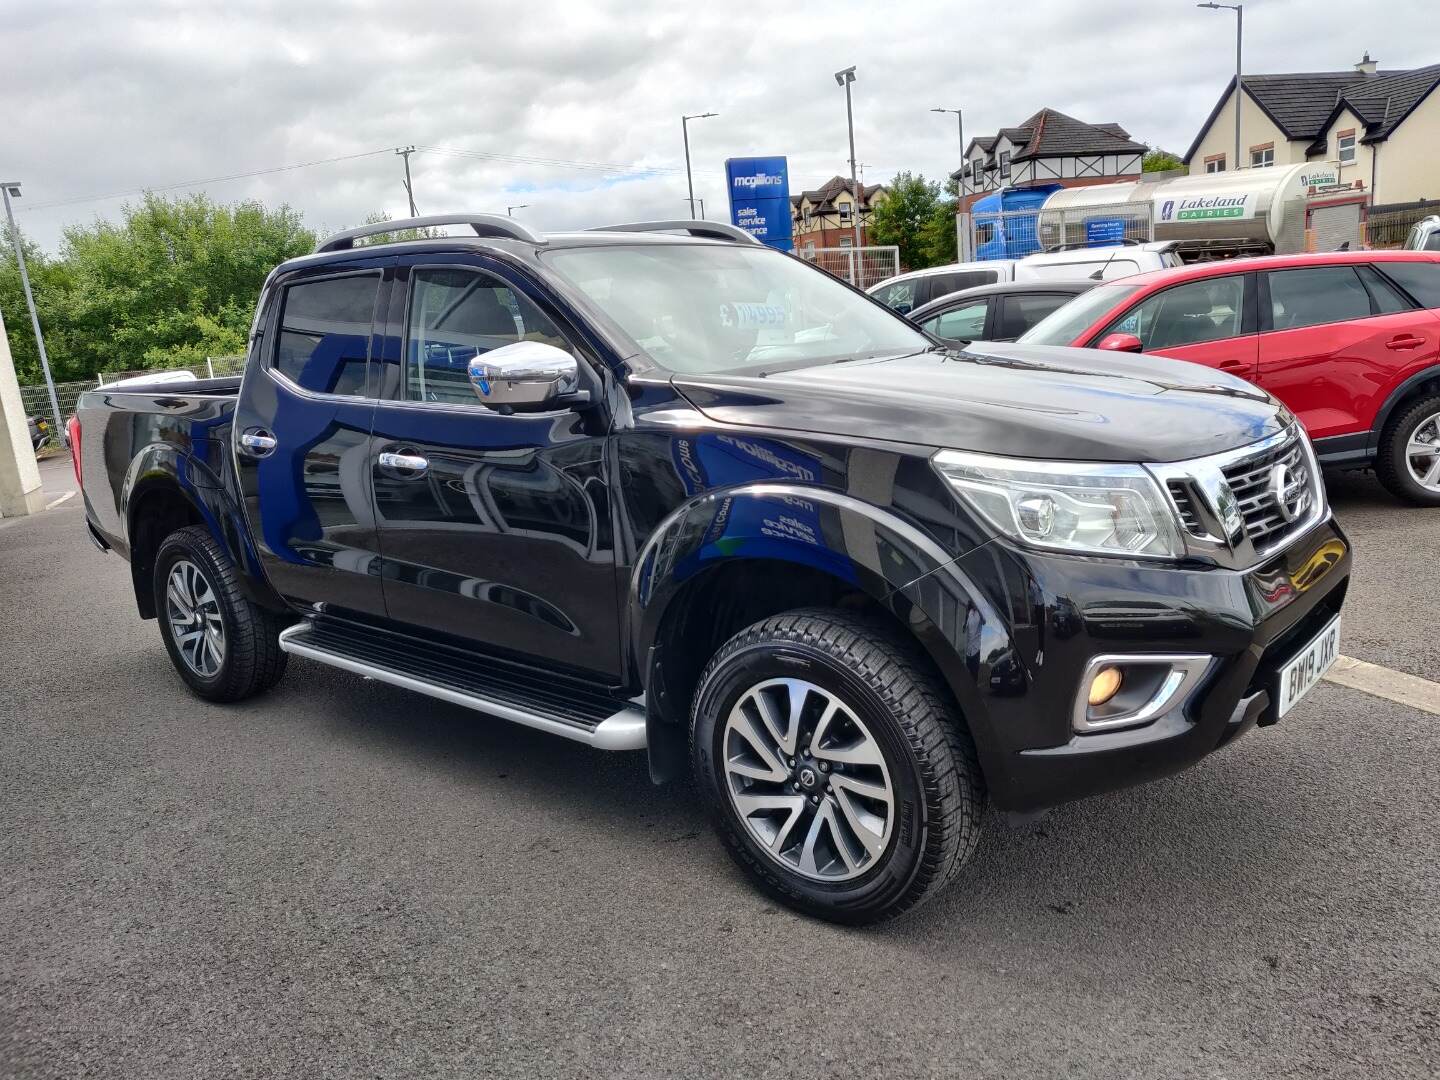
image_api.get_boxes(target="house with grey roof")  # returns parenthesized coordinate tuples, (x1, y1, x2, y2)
(951, 109, 1148, 211)
(1184, 53, 1440, 203)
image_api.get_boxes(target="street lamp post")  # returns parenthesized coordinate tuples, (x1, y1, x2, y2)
(0, 182, 63, 444)
(681, 112, 718, 219)
(834, 66, 862, 254)
(506, 205, 529, 217)
(680, 197, 705, 219)
(930, 107, 965, 196)
(1198, 2, 1243, 171)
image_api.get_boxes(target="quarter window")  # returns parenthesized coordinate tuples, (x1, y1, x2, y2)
(1378, 261, 1440, 308)
(274, 273, 379, 396)
(405, 268, 571, 405)
(1356, 265, 1414, 314)
(1266, 266, 1370, 331)
(1105, 275, 1245, 350)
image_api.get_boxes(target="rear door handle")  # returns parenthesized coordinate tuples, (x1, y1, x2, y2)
(378, 451, 429, 475)
(240, 429, 277, 456)
(1385, 335, 1425, 350)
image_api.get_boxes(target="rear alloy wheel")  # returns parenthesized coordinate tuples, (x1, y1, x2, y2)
(1377, 395, 1440, 506)
(692, 609, 984, 924)
(153, 526, 289, 702)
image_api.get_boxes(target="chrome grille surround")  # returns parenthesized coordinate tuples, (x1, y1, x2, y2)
(1147, 425, 1327, 571)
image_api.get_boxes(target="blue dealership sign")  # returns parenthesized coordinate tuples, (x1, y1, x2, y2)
(1085, 217, 1127, 247)
(725, 156, 793, 250)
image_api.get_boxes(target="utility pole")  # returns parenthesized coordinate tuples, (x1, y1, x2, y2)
(506, 205, 529, 217)
(681, 112, 718, 219)
(834, 67, 862, 253)
(1, 182, 63, 445)
(1198, 3, 1243, 170)
(395, 146, 418, 216)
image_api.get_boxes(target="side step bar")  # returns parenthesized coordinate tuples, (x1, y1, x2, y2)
(277, 622, 646, 751)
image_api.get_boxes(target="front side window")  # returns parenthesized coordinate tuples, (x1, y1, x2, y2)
(1105, 275, 1246, 350)
(1267, 266, 1371, 331)
(406, 268, 570, 405)
(544, 243, 930, 376)
(922, 299, 989, 343)
(873, 278, 918, 312)
(274, 273, 379, 396)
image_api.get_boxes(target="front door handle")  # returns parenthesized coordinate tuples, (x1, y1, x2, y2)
(240, 429, 277, 456)
(378, 451, 429, 475)
(1386, 335, 1425, 350)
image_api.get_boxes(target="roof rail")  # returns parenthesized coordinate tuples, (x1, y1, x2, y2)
(315, 213, 544, 253)
(589, 219, 761, 245)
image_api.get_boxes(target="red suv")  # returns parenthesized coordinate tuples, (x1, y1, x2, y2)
(1019, 251, 1440, 505)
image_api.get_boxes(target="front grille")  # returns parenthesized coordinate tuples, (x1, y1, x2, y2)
(1221, 435, 1312, 550)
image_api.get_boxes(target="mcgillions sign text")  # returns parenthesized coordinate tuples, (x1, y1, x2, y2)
(726, 156, 793, 250)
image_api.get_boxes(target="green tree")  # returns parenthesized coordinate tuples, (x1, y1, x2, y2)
(1143, 149, 1185, 173)
(869, 172, 952, 271)
(356, 211, 444, 245)
(0, 226, 76, 383)
(1, 193, 314, 383)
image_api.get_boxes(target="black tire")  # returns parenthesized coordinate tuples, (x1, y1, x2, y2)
(152, 525, 288, 702)
(690, 608, 985, 925)
(1376, 394, 1440, 506)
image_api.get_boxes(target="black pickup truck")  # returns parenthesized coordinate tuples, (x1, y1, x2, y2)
(74, 214, 1350, 923)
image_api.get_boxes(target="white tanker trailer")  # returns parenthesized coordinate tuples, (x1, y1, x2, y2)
(1029, 162, 1367, 261)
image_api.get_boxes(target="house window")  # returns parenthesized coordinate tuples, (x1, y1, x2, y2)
(1205, 154, 1226, 174)
(802, 206, 812, 222)
(838, 202, 853, 221)
(1000, 151, 1011, 178)
(1250, 144, 1274, 168)
(1338, 130, 1356, 165)
(838, 237, 853, 248)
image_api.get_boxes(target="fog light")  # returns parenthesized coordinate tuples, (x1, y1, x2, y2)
(1087, 666, 1123, 707)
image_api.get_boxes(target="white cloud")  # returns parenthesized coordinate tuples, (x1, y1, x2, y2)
(4, 0, 1437, 250)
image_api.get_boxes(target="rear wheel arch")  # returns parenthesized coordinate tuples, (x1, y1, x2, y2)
(127, 481, 205, 620)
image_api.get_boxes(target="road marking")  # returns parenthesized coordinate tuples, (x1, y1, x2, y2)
(1324, 655, 1440, 717)
(45, 491, 76, 510)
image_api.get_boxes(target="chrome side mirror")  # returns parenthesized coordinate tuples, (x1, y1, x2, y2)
(468, 341, 579, 410)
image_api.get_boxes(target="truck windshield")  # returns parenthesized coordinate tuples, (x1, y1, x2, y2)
(1017, 283, 1142, 346)
(543, 243, 930, 375)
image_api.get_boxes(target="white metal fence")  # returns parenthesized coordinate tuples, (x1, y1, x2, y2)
(19, 356, 245, 445)
(795, 245, 900, 289)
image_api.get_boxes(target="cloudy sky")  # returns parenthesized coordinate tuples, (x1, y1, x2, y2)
(4, 0, 1438, 252)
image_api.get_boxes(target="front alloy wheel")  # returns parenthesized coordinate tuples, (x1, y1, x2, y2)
(722, 678, 895, 882)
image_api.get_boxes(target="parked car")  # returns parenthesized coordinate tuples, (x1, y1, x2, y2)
(909, 280, 1096, 345)
(27, 415, 49, 450)
(1018, 250, 1440, 505)
(868, 259, 1016, 313)
(1012, 240, 1183, 282)
(73, 214, 1349, 924)
(1403, 215, 1440, 251)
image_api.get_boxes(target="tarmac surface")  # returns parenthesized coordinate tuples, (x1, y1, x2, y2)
(2, 458, 1437, 1078)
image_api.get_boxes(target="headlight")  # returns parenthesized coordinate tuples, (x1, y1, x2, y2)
(932, 449, 1183, 559)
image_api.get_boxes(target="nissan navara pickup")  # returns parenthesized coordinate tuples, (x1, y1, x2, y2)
(72, 215, 1350, 923)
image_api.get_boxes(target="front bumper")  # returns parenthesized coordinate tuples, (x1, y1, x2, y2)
(905, 516, 1350, 813)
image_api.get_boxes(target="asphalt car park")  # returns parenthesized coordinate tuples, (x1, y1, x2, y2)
(2, 455, 1437, 1079)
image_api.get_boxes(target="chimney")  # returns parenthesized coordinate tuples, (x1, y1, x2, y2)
(1355, 52, 1377, 75)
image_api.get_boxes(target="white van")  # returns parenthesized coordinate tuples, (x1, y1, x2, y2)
(1014, 241, 1182, 282)
(868, 260, 1016, 313)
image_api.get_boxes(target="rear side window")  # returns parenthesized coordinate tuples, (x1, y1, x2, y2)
(406, 268, 570, 405)
(1106, 275, 1245, 350)
(996, 293, 1075, 339)
(1355, 265, 1414, 314)
(1266, 267, 1370, 331)
(274, 273, 380, 396)
(1378, 261, 1440, 309)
